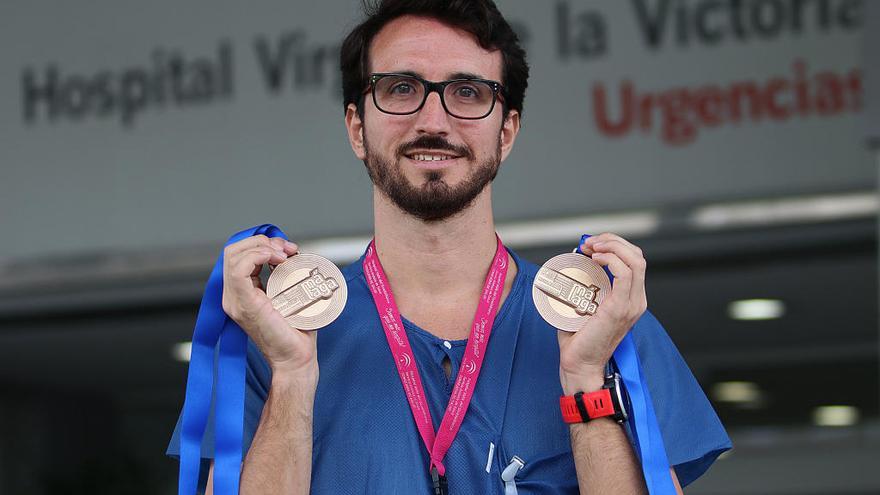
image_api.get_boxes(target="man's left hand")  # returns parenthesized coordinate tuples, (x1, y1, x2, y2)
(557, 232, 648, 394)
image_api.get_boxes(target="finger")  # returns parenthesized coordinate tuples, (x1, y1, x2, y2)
(589, 251, 633, 315)
(282, 240, 299, 255)
(590, 239, 641, 266)
(581, 237, 645, 296)
(233, 250, 271, 283)
(580, 232, 641, 256)
(229, 248, 285, 281)
(242, 252, 282, 302)
(266, 236, 298, 255)
(223, 249, 274, 317)
(230, 247, 292, 302)
(225, 235, 299, 260)
(242, 245, 289, 266)
(591, 239, 647, 309)
(269, 242, 299, 272)
(224, 235, 273, 258)
(256, 246, 290, 267)
(591, 239, 645, 290)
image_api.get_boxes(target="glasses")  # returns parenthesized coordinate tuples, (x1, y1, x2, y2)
(367, 73, 505, 120)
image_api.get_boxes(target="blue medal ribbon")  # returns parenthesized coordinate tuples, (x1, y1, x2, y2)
(579, 234, 677, 494)
(178, 224, 287, 495)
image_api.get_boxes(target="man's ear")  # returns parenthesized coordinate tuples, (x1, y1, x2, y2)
(499, 109, 521, 162)
(345, 103, 366, 160)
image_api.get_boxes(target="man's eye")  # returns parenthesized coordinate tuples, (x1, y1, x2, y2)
(390, 83, 415, 95)
(455, 85, 480, 98)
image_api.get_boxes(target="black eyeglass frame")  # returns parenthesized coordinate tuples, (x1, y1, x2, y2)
(366, 72, 507, 120)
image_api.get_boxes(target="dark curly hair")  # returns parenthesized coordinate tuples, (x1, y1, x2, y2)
(340, 0, 529, 120)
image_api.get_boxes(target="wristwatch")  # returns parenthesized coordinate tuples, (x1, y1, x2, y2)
(560, 372, 628, 423)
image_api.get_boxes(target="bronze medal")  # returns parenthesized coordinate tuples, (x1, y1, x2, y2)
(532, 252, 611, 332)
(266, 253, 347, 331)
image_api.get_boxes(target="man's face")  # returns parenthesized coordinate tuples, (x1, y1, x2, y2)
(345, 15, 520, 222)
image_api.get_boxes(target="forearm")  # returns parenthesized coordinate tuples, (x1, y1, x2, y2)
(563, 371, 647, 494)
(569, 417, 647, 494)
(240, 370, 317, 495)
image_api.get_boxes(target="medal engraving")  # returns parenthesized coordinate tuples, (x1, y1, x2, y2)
(266, 253, 347, 331)
(272, 268, 340, 318)
(532, 252, 611, 332)
(534, 269, 600, 316)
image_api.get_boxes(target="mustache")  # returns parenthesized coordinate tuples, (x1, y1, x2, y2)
(397, 135, 474, 161)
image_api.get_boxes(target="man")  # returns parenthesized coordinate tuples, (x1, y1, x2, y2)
(168, 0, 731, 493)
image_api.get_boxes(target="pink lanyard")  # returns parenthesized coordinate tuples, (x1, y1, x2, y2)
(362, 237, 508, 478)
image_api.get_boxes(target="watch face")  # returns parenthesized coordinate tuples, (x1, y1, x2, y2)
(532, 253, 611, 332)
(265, 253, 347, 330)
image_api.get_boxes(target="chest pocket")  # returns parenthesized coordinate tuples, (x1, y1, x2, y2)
(492, 439, 579, 495)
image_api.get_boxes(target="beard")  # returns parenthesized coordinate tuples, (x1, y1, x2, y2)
(363, 134, 502, 222)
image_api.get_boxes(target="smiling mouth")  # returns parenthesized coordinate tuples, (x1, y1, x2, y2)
(404, 152, 463, 161)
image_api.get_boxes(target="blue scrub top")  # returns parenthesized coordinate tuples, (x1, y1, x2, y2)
(168, 247, 731, 494)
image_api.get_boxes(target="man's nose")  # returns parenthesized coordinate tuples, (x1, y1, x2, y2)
(414, 91, 452, 135)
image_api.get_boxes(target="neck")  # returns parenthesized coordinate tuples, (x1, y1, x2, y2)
(372, 186, 499, 298)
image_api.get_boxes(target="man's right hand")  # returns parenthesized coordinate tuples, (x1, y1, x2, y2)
(221, 234, 318, 380)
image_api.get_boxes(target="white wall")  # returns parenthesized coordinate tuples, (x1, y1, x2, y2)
(1, 0, 872, 260)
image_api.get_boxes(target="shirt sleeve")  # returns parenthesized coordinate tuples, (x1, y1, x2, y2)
(629, 310, 732, 487)
(165, 339, 272, 493)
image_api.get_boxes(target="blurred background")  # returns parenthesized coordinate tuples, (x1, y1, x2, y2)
(1, 0, 878, 493)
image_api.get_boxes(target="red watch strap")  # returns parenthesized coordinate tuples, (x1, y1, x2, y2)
(583, 388, 616, 418)
(559, 389, 616, 423)
(559, 395, 582, 423)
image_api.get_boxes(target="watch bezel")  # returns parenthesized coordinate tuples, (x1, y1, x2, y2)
(605, 372, 629, 423)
